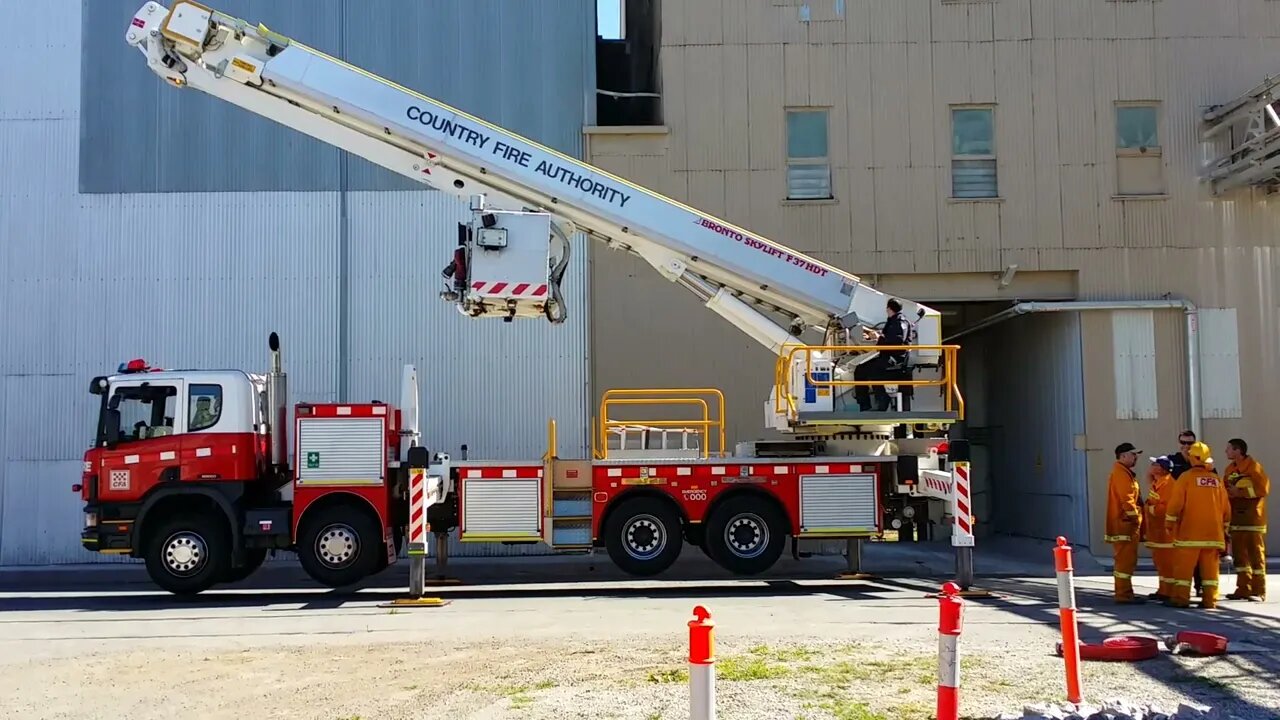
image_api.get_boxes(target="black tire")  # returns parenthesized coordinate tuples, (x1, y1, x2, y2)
(144, 512, 231, 596)
(296, 504, 383, 588)
(603, 496, 683, 576)
(222, 548, 267, 584)
(704, 494, 787, 575)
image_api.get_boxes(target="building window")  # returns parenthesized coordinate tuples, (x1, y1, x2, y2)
(785, 108, 833, 200)
(189, 383, 223, 432)
(1115, 102, 1164, 196)
(950, 106, 997, 198)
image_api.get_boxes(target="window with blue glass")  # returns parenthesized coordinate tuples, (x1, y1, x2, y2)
(950, 106, 997, 199)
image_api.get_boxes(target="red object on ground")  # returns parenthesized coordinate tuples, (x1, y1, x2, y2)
(1173, 631, 1229, 656)
(936, 581, 965, 720)
(1055, 635, 1160, 662)
(688, 605, 715, 665)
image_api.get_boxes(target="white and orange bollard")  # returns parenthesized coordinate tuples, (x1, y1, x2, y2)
(1054, 536, 1083, 703)
(936, 581, 964, 720)
(689, 605, 716, 720)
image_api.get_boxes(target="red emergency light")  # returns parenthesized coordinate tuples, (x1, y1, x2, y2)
(118, 358, 150, 373)
(935, 442, 950, 455)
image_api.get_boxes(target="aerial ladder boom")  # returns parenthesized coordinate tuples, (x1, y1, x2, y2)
(125, 1, 956, 430)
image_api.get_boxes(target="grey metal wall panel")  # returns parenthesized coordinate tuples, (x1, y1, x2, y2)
(80, 0, 344, 193)
(1, 460, 139, 565)
(1, 0, 80, 121)
(975, 313, 1089, 542)
(80, 0, 595, 193)
(340, 0, 594, 191)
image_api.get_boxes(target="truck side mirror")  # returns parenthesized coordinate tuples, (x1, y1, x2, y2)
(103, 409, 122, 448)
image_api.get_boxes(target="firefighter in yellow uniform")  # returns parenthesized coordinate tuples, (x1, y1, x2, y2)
(1223, 438, 1269, 601)
(1144, 455, 1176, 601)
(1164, 442, 1231, 609)
(1105, 443, 1143, 603)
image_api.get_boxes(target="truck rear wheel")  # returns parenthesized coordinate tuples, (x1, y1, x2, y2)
(603, 496, 683, 576)
(297, 504, 382, 588)
(144, 513, 231, 596)
(704, 494, 786, 575)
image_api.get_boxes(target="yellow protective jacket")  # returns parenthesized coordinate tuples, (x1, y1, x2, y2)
(1225, 456, 1270, 533)
(1144, 467, 1174, 547)
(1165, 466, 1231, 550)
(1105, 462, 1142, 543)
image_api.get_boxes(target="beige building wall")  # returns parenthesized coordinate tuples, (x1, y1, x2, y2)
(586, 0, 1280, 554)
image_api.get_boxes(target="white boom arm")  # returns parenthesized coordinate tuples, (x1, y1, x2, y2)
(124, 1, 942, 361)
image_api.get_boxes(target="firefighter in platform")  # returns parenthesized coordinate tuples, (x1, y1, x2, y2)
(1105, 442, 1144, 603)
(1223, 438, 1269, 602)
(1164, 442, 1231, 609)
(855, 298, 912, 412)
(1144, 455, 1176, 602)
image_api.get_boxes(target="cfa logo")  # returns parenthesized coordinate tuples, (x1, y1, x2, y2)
(1197, 477, 1220, 488)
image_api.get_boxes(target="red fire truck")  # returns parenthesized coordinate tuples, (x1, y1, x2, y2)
(82, 2, 978, 595)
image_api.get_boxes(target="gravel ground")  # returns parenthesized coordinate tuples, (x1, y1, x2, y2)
(3, 624, 1276, 720)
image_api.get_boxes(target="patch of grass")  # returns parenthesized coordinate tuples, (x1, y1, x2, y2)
(749, 644, 819, 663)
(646, 667, 688, 684)
(466, 679, 557, 698)
(800, 688, 891, 720)
(718, 654, 792, 681)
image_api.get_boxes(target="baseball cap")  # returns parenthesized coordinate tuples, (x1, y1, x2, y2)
(1149, 455, 1173, 470)
(1114, 442, 1141, 457)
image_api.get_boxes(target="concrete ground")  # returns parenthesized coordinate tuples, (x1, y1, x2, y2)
(1, 538, 1277, 719)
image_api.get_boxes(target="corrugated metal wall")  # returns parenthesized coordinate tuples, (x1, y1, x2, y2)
(1, 0, 595, 564)
(81, 0, 596, 193)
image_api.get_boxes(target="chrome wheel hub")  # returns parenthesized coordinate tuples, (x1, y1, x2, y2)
(163, 532, 206, 575)
(623, 514, 666, 561)
(317, 524, 358, 568)
(725, 513, 768, 559)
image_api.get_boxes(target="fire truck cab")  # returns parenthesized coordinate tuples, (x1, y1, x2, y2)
(79, 338, 412, 594)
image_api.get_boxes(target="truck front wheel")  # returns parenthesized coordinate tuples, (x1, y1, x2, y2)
(297, 504, 382, 588)
(144, 513, 231, 596)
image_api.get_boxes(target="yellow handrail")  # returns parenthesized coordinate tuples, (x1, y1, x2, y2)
(596, 388, 726, 460)
(542, 418, 558, 461)
(772, 344, 965, 422)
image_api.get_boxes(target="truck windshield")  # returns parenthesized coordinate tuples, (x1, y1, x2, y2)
(108, 384, 178, 442)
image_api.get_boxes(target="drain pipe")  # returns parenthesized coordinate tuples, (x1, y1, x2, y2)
(945, 300, 1201, 439)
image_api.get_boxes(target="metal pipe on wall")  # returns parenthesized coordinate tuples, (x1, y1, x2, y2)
(945, 299, 1201, 439)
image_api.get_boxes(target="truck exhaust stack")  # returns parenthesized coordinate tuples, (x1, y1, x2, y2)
(267, 332, 289, 468)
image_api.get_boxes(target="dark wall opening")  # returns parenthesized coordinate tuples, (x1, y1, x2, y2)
(595, 0, 662, 125)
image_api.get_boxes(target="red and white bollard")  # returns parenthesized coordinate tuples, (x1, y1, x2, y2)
(689, 605, 715, 720)
(1054, 536, 1083, 704)
(936, 581, 964, 720)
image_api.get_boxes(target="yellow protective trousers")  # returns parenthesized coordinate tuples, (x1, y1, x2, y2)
(1230, 531, 1267, 598)
(1171, 547, 1220, 607)
(1111, 541, 1138, 601)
